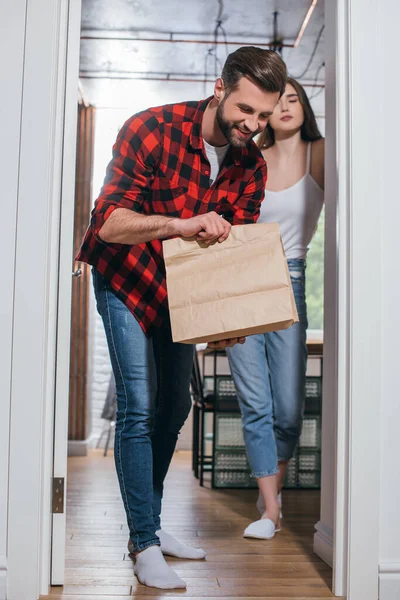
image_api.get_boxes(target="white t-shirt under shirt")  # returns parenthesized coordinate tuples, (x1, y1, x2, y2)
(203, 139, 229, 185)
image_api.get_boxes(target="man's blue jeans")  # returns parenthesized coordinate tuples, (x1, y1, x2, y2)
(92, 269, 194, 552)
(226, 259, 308, 478)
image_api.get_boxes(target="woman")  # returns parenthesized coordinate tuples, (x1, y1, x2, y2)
(226, 78, 324, 539)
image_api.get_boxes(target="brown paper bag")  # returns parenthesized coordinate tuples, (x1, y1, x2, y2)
(162, 223, 299, 344)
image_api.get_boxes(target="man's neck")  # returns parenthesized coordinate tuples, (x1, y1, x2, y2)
(202, 98, 229, 147)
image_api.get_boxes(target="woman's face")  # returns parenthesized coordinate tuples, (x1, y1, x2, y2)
(268, 83, 304, 136)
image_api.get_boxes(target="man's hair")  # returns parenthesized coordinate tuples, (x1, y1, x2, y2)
(221, 46, 288, 97)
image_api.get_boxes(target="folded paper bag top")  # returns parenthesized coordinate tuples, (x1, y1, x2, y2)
(162, 223, 299, 344)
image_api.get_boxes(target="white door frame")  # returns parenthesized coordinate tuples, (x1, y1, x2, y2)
(5, 1, 383, 599)
(329, 1, 381, 598)
(5, 0, 81, 599)
(51, 0, 83, 585)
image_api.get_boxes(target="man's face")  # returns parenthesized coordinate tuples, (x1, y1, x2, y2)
(216, 76, 280, 148)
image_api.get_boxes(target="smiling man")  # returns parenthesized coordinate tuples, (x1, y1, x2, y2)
(76, 46, 287, 590)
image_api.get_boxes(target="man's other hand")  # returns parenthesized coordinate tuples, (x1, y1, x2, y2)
(207, 337, 246, 350)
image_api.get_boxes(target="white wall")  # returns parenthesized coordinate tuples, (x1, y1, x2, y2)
(379, 3, 400, 598)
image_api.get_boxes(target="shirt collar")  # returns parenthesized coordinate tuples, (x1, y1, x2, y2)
(189, 97, 212, 150)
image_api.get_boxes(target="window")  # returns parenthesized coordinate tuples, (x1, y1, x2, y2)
(306, 209, 324, 333)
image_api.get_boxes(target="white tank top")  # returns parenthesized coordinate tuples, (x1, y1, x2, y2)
(258, 143, 324, 260)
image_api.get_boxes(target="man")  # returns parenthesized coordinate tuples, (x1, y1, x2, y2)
(77, 46, 287, 589)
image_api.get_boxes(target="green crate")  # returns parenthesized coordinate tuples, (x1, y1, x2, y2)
(299, 415, 322, 450)
(283, 450, 321, 489)
(298, 470, 321, 487)
(298, 451, 321, 471)
(305, 376, 322, 398)
(213, 469, 257, 488)
(305, 376, 322, 414)
(283, 457, 298, 487)
(214, 449, 249, 471)
(203, 376, 239, 411)
(216, 376, 236, 398)
(215, 413, 245, 449)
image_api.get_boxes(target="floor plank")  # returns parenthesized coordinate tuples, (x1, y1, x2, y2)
(42, 449, 341, 599)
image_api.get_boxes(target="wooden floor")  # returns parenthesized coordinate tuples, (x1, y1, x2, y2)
(45, 449, 338, 600)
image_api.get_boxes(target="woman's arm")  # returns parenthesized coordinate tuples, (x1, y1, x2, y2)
(311, 138, 325, 190)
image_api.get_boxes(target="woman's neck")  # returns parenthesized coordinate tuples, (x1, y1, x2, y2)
(270, 130, 305, 158)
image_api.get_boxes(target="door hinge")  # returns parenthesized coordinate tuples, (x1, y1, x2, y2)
(52, 477, 65, 514)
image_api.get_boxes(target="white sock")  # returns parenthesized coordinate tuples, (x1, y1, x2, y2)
(156, 528, 206, 560)
(134, 545, 186, 589)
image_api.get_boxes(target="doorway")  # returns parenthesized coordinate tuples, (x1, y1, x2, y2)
(60, 0, 334, 591)
(4, 1, 383, 600)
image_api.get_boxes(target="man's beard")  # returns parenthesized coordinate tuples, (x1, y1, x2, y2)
(216, 100, 258, 148)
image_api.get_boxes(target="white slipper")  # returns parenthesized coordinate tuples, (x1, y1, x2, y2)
(256, 491, 283, 519)
(243, 518, 280, 540)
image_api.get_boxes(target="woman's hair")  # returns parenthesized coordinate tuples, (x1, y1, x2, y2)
(221, 47, 287, 98)
(257, 77, 322, 150)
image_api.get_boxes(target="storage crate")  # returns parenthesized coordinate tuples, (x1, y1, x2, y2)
(214, 450, 249, 471)
(304, 376, 322, 414)
(306, 376, 322, 398)
(213, 469, 256, 488)
(283, 457, 297, 487)
(298, 470, 320, 487)
(283, 450, 321, 489)
(299, 415, 321, 450)
(215, 414, 245, 448)
(203, 375, 239, 411)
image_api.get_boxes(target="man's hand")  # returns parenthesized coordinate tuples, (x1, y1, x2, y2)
(174, 212, 231, 245)
(207, 337, 246, 350)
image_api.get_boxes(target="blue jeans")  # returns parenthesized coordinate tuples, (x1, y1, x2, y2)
(226, 259, 308, 478)
(92, 269, 194, 552)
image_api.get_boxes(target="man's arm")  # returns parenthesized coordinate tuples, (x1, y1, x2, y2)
(90, 112, 161, 243)
(231, 160, 268, 225)
(93, 112, 231, 246)
(99, 207, 231, 246)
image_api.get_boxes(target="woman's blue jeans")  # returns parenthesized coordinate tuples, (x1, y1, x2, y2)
(226, 259, 308, 478)
(92, 269, 194, 552)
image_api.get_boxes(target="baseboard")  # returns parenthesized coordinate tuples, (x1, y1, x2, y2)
(379, 563, 400, 600)
(0, 556, 7, 600)
(313, 521, 333, 567)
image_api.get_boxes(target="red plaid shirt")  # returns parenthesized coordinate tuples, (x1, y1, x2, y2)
(76, 97, 267, 335)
